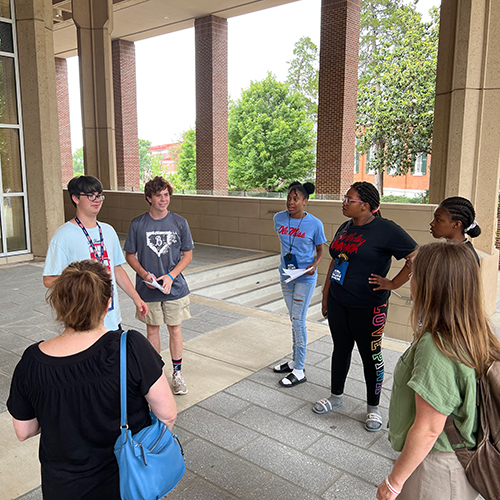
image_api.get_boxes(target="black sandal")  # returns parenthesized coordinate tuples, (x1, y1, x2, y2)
(273, 362, 293, 373)
(279, 373, 307, 387)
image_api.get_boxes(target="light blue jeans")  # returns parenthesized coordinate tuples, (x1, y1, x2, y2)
(280, 279, 316, 370)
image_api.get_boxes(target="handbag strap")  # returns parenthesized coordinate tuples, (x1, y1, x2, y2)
(119, 331, 128, 429)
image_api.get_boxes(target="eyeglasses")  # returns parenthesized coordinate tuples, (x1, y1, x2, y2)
(342, 195, 364, 205)
(79, 193, 106, 202)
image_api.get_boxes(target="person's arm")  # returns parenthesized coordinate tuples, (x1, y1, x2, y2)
(376, 394, 447, 499)
(321, 259, 335, 317)
(43, 276, 57, 288)
(305, 243, 324, 275)
(12, 417, 41, 442)
(157, 250, 193, 294)
(369, 249, 417, 291)
(114, 265, 148, 317)
(145, 374, 177, 430)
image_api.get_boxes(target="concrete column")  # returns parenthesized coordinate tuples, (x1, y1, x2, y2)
(72, 0, 117, 189)
(112, 39, 140, 191)
(55, 57, 73, 186)
(316, 0, 360, 197)
(429, 0, 500, 312)
(15, 0, 64, 258)
(195, 15, 228, 195)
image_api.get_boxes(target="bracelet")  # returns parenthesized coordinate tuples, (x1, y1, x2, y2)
(167, 273, 175, 282)
(385, 477, 401, 496)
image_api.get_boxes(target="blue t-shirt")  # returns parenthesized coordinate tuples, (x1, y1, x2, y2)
(274, 211, 327, 283)
(43, 221, 126, 330)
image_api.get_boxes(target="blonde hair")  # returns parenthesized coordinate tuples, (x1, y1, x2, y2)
(47, 260, 112, 332)
(411, 242, 500, 375)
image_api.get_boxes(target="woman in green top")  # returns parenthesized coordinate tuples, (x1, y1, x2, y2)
(377, 242, 500, 500)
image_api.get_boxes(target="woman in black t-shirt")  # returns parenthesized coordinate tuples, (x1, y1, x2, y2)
(312, 182, 417, 432)
(429, 196, 481, 264)
(7, 260, 177, 499)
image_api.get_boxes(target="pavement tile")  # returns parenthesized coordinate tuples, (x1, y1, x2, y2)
(0, 347, 21, 377)
(245, 475, 321, 500)
(174, 428, 198, 447)
(179, 317, 225, 334)
(306, 435, 394, 486)
(0, 330, 36, 356)
(306, 339, 333, 357)
(197, 391, 252, 419)
(306, 349, 330, 367)
(232, 405, 323, 451)
(175, 406, 258, 452)
(195, 310, 245, 327)
(14, 487, 42, 500)
(0, 371, 13, 406)
(322, 473, 378, 499)
(225, 379, 307, 416)
(368, 433, 401, 461)
(237, 435, 342, 495)
(0, 401, 7, 414)
(182, 438, 269, 498)
(168, 476, 237, 500)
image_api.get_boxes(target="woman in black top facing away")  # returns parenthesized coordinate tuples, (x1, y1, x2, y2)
(429, 196, 481, 264)
(313, 182, 417, 432)
(7, 260, 177, 499)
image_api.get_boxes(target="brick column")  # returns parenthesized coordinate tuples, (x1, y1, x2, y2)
(316, 0, 361, 197)
(195, 15, 228, 195)
(112, 39, 140, 191)
(55, 57, 73, 185)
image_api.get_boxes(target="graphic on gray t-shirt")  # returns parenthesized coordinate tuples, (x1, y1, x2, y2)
(124, 212, 194, 303)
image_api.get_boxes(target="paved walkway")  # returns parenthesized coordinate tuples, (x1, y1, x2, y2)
(0, 245, 495, 500)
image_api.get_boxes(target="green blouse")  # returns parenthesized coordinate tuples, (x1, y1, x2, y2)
(388, 332, 478, 453)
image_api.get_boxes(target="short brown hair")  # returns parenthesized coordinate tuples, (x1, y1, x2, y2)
(47, 260, 112, 332)
(144, 176, 173, 204)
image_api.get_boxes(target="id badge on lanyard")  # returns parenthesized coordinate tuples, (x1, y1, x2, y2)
(329, 253, 349, 285)
(284, 252, 299, 270)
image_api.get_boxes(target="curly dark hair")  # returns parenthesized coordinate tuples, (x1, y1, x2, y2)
(351, 181, 381, 217)
(144, 176, 173, 204)
(288, 181, 315, 200)
(439, 197, 481, 238)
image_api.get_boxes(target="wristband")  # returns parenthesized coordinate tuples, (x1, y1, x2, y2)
(385, 477, 401, 496)
(167, 273, 175, 282)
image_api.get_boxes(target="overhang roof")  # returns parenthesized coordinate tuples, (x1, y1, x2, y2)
(53, 0, 299, 58)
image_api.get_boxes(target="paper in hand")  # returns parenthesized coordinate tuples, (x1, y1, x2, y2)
(143, 273, 166, 293)
(282, 267, 313, 283)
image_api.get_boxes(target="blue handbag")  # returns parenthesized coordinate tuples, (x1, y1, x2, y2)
(114, 331, 186, 500)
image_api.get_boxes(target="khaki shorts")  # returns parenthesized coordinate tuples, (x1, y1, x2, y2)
(136, 295, 191, 326)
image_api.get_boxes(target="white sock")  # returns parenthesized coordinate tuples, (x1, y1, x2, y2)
(280, 368, 305, 385)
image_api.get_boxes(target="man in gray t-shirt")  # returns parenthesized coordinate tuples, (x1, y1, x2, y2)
(125, 176, 194, 395)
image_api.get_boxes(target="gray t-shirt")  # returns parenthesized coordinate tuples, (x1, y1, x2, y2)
(124, 211, 194, 302)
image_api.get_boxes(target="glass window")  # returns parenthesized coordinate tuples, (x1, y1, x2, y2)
(0, 21, 13, 53)
(0, 1, 10, 19)
(4, 195, 26, 252)
(0, 128, 22, 192)
(0, 56, 18, 124)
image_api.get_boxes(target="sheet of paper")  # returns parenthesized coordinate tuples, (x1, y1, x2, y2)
(282, 267, 313, 283)
(143, 273, 166, 292)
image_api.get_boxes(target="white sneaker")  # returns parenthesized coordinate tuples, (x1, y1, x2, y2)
(172, 371, 188, 395)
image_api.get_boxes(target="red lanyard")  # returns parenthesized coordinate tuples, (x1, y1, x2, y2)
(75, 217, 105, 263)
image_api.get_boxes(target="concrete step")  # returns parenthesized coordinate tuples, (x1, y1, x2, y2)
(260, 286, 323, 315)
(229, 282, 283, 306)
(187, 254, 280, 291)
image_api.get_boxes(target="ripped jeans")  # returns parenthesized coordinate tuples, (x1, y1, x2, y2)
(280, 279, 316, 370)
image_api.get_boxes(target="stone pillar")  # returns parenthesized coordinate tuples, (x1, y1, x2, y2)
(72, 0, 117, 189)
(429, 0, 500, 312)
(112, 39, 140, 191)
(55, 57, 73, 186)
(316, 0, 360, 197)
(16, 0, 64, 258)
(195, 15, 228, 195)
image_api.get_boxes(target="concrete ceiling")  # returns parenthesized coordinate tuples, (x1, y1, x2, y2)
(53, 0, 300, 58)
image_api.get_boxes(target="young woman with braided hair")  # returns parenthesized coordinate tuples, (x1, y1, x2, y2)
(313, 182, 417, 432)
(430, 196, 481, 264)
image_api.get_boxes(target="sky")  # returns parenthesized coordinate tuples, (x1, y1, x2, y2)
(67, 0, 439, 152)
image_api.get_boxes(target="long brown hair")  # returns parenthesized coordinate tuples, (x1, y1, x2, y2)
(411, 242, 500, 375)
(47, 260, 112, 332)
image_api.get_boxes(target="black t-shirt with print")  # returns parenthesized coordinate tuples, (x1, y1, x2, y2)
(329, 217, 417, 307)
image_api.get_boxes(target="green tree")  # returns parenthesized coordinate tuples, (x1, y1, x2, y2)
(72, 147, 84, 176)
(177, 128, 197, 190)
(138, 138, 152, 184)
(286, 37, 318, 121)
(356, 6, 439, 194)
(228, 73, 315, 191)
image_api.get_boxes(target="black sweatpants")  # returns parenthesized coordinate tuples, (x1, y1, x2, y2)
(327, 294, 388, 406)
